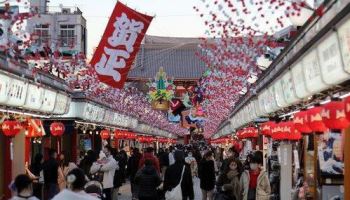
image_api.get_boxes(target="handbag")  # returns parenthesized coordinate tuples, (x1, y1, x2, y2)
(165, 166, 185, 200)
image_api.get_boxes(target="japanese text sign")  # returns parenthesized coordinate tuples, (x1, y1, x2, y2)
(91, 2, 153, 88)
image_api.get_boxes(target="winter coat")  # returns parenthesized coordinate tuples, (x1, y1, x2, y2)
(90, 156, 118, 189)
(43, 158, 59, 185)
(127, 153, 141, 182)
(241, 169, 271, 200)
(139, 152, 160, 173)
(198, 159, 216, 191)
(51, 189, 99, 200)
(163, 162, 194, 200)
(135, 165, 161, 198)
(217, 170, 242, 200)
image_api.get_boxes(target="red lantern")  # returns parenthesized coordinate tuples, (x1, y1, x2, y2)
(246, 127, 258, 138)
(307, 106, 327, 132)
(271, 123, 283, 140)
(100, 130, 110, 140)
(2, 120, 22, 137)
(293, 111, 312, 134)
(50, 122, 65, 136)
(261, 121, 275, 137)
(26, 119, 44, 138)
(322, 101, 350, 129)
(344, 96, 350, 121)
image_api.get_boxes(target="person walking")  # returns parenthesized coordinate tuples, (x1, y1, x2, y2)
(79, 150, 97, 180)
(135, 159, 162, 200)
(217, 158, 244, 200)
(52, 168, 99, 200)
(58, 152, 77, 190)
(127, 148, 142, 200)
(160, 148, 170, 179)
(185, 151, 198, 177)
(10, 174, 39, 200)
(90, 145, 118, 200)
(43, 149, 59, 200)
(139, 147, 161, 174)
(163, 150, 194, 200)
(241, 152, 271, 200)
(30, 153, 44, 199)
(198, 151, 216, 200)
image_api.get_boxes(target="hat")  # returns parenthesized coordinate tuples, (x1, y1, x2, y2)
(174, 150, 184, 162)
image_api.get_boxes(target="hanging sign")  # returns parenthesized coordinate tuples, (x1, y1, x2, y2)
(40, 89, 57, 112)
(318, 32, 349, 85)
(273, 79, 288, 108)
(0, 74, 11, 103)
(24, 84, 44, 110)
(337, 15, 350, 73)
(281, 71, 300, 105)
(90, 2, 154, 89)
(291, 61, 311, 98)
(53, 93, 69, 115)
(6, 79, 28, 107)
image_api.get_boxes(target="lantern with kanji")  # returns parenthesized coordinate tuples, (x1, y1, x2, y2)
(100, 130, 110, 140)
(307, 106, 327, 132)
(2, 120, 22, 137)
(50, 122, 65, 137)
(271, 123, 283, 140)
(246, 127, 258, 138)
(322, 101, 350, 129)
(293, 111, 312, 134)
(260, 121, 275, 137)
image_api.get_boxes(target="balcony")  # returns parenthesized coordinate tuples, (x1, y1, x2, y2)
(58, 35, 77, 48)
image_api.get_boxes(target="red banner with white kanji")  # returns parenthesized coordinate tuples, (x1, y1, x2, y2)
(90, 2, 153, 88)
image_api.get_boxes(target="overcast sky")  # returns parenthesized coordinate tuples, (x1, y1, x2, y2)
(48, 0, 207, 57)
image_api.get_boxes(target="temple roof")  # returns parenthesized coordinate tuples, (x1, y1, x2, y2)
(128, 35, 207, 80)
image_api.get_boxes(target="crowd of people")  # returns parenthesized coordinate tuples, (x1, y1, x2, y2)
(9, 144, 272, 200)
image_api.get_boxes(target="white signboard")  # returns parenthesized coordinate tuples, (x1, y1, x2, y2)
(303, 49, 329, 93)
(6, 79, 28, 107)
(318, 32, 349, 85)
(40, 89, 57, 112)
(258, 91, 269, 115)
(266, 87, 278, 113)
(53, 93, 69, 114)
(273, 79, 288, 108)
(24, 84, 44, 110)
(0, 74, 11, 103)
(291, 61, 311, 98)
(281, 71, 300, 104)
(338, 17, 350, 73)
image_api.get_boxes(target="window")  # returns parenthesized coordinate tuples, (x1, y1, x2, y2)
(59, 24, 75, 47)
(34, 24, 50, 45)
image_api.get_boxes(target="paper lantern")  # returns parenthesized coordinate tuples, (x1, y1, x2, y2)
(2, 120, 22, 137)
(293, 111, 312, 134)
(322, 101, 350, 129)
(344, 96, 350, 121)
(100, 130, 110, 140)
(50, 122, 65, 136)
(261, 121, 275, 137)
(246, 127, 258, 138)
(271, 123, 283, 140)
(307, 106, 327, 132)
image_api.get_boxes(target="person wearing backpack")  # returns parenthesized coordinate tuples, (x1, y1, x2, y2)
(163, 150, 194, 200)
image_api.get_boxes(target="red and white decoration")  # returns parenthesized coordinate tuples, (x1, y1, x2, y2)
(1, 120, 22, 137)
(50, 122, 65, 137)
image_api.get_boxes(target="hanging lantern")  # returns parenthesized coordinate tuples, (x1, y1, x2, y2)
(26, 119, 45, 138)
(246, 127, 258, 138)
(344, 96, 350, 121)
(261, 121, 275, 137)
(271, 123, 283, 140)
(100, 130, 110, 140)
(307, 106, 327, 132)
(293, 111, 312, 134)
(50, 122, 65, 137)
(322, 101, 350, 129)
(2, 120, 22, 137)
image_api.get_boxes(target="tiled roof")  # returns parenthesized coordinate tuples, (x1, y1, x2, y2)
(128, 35, 207, 80)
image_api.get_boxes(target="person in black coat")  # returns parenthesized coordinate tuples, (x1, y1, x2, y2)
(135, 159, 162, 200)
(127, 148, 142, 199)
(163, 150, 194, 200)
(30, 153, 44, 199)
(198, 151, 216, 200)
(43, 149, 59, 200)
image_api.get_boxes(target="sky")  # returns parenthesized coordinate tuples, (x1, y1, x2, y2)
(48, 0, 207, 57)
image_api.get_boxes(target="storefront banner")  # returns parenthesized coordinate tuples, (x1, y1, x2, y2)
(40, 89, 57, 112)
(318, 32, 349, 85)
(338, 17, 350, 74)
(24, 84, 44, 110)
(291, 61, 311, 98)
(95, 107, 105, 122)
(6, 79, 28, 107)
(258, 91, 269, 115)
(90, 2, 153, 89)
(104, 110, 114, 125)
(281, 71, 300, 105)
(273, 79, 289, 108)
(303, 49, 329, 93)
(83, 103, 95, 121)
(53, 93, 69, 115)
(0, 74, 11, 103)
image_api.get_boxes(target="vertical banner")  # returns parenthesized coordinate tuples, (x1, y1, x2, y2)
(90, 2, 153, 88)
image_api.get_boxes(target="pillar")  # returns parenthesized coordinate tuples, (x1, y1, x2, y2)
(279, 143, 292, 200)
(345, 128, 350, 200)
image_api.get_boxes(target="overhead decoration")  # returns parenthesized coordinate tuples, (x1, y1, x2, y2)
(307, 106, 327, 132)
(147, 67, 175, 111)
(293, 110, 312, 134)
(50, 122, 65, 137)
(261, 121, 275, 137)
(100, 129, 110, 140)
(26, 119, 45, 138)
(90, 1, 153, 89)
(322, 100, 350, 130)
(2, 120, 22, 137)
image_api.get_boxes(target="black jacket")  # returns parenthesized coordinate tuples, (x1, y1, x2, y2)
(135, 165, 161, 198)
(164, 162, 194, 200)
(127, 153, 141, 181)
(198, 159, 216, 191)
(43, 158, 58, 185)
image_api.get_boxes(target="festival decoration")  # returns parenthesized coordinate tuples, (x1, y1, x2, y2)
(26, 119, 45, 138)
(260, 121, 275, 137)
(344, 96, 350, 121)
(90, 2, 153, 88)
(307, 106, 327, 132)
(293, 111, 312, 134)
(322, 101, 350, 129)
(50, 122, 65, 137)
(2, 120, 22, 137)
(100, 130, 110, 140)
(147, 67, 175, 111)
